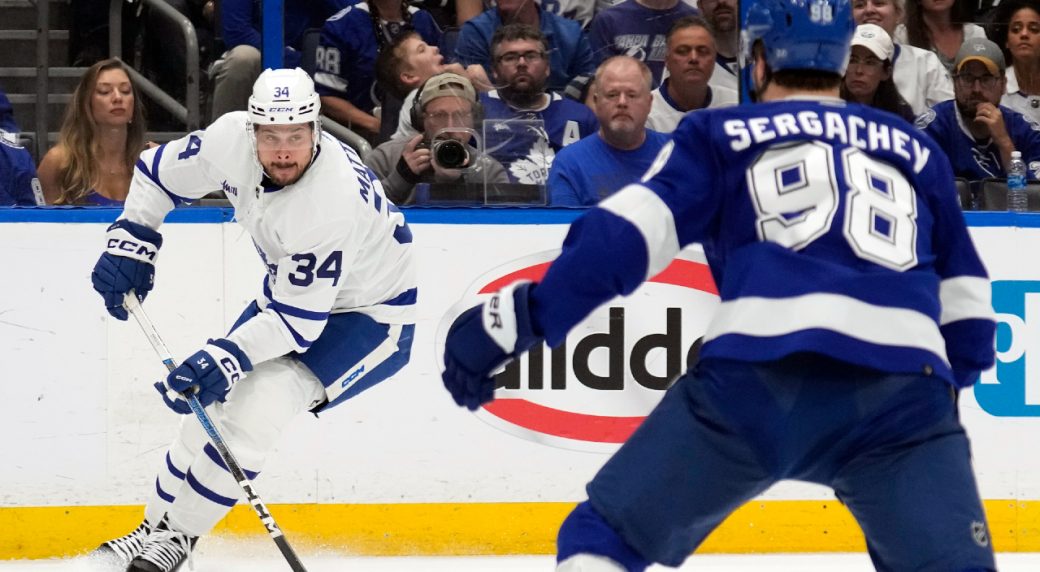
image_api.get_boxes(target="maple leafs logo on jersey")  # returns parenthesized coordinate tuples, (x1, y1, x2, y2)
(508, 138, 554, 185)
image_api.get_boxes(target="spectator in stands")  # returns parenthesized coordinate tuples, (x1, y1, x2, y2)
(854, 0, 955, 115)
(842, 24, 917, 121)
(645, 16, 737, 133)
(366, 72, 508, 203)
(410, 0, 486, 29)
(588, 0, 699, 87)
(479, 24, 599, 184)
(454, 0, 595, 93)
(37, 59, 148, 205)
(209, 0, 348, 122)
(916, 38, 1040, 180)
(991, 0, 1040, 122)
(698, 0, 739, 91)
(897, 0, 988, 71)
(0, 90, 41, 206)
(315, 1, 442, 141)
(379, 30, 491, 141)
(547, 56, 668, 206)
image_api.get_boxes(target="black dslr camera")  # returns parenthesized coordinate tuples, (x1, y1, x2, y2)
(428, 137, 470, 169)
(418, 128, 480, 170)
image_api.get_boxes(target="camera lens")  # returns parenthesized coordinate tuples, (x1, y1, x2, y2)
(433, 139, 469, 169)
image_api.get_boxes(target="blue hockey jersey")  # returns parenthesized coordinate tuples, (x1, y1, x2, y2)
(481, 90, 599, 184)
(915, 100, 1040, 180)
(530, 97, 996, 388)
(315, 2, 441, 113)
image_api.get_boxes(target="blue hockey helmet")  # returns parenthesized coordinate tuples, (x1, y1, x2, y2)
(740, 0, 856, 77)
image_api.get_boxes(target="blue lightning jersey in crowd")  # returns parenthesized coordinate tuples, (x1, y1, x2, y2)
(530, 97, 996, 388)
(481, 90, 599, 185)
(315, 2, 441, 113)
(915, 100, 1040, 180)
(0, 135, 40, 206)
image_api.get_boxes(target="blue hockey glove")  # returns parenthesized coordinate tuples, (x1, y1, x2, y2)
(91, 219, 163, 320)
(154, 338, 253, 414)
(442, 281, 543, 410)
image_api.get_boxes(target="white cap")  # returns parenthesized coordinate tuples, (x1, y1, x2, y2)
(851, 23, 894, 62)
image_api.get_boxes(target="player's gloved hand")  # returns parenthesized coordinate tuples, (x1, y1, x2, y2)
(154, 338, 253, 414)
(442, 281, 543, 410)
(91, 219, 163, 320)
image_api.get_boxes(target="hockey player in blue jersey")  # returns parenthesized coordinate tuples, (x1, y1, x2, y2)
(89, 68, 416, 572)
(439, 0, 998, 570)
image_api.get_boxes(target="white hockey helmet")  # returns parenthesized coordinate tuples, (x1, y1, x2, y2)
(247, 68, 321, 125)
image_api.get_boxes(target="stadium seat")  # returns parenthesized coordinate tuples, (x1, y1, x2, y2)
(954, 177, 974, 210)
(977, 177, 1040, 211)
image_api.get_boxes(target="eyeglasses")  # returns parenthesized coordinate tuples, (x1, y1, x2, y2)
(423, 110, 473, 124)
(495, 50, 546, 65)
(953, 74, 1000, 89)
(847, 55, 885, 69)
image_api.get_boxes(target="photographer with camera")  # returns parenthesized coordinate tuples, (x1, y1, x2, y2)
(366, 72, 509, 205)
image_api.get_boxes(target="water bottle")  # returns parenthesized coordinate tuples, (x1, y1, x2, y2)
(1008, 150, 1028, 212)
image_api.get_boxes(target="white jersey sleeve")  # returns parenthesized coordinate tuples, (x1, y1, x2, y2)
(121, 113, 258, 229)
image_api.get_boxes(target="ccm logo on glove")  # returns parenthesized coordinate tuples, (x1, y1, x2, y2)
(107, 238, 158, 261)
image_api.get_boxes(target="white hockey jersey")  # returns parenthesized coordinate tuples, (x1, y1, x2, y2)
(121, 112, 416, 366)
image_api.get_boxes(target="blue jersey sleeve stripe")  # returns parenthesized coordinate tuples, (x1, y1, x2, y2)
(939, 276, 994, 325)
(134, 154, 189, 206)
(271, 307, 315, 349)
(382, 287, 417, 306)
(703, 293, 950, 365)
(269, 299, 330, 321)
(598, 184, 679, 278)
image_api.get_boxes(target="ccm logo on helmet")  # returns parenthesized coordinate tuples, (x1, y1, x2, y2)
(448, 250, 720, 453)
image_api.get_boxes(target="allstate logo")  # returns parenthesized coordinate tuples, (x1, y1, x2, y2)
(975, 280, 1040, 416)
(438, 249, 719, 452)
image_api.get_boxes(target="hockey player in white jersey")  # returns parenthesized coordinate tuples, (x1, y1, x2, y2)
(89, 68, 416, 572)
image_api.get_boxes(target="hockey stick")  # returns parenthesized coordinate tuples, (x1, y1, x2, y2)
(123, 293, 308, 572)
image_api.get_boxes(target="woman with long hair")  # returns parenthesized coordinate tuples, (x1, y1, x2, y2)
(38, 58, 147, 205)
(842, 24, 917, 122)
(897, 0, 987, 71)
(990, 0, 1040, 122)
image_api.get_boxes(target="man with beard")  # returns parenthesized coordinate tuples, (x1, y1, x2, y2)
(547, 56, 668, 206)
(480, 23, 599, 185)
(916, 38, 1040, 181)
(646, 16, 738, 133)
(454, 0, 595, 94)
(698, 0, 739, 91)
(89, 68, 416, 571)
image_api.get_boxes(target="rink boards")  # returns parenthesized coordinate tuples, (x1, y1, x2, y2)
(1, 208, 1039, 558)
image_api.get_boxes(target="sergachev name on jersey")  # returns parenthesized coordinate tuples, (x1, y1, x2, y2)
(976, 280, 1040, 416)
(723, 111, 932, 173)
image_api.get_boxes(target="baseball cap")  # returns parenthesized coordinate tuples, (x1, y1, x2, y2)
(419, 72, 476, 108)
(955, 38, 1006, 76)
(850, 24, 893, 61)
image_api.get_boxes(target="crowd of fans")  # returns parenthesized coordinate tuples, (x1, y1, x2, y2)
(3, 0, 1039, 208)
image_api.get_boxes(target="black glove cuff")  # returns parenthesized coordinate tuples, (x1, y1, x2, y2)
(396, 155, 422, 185)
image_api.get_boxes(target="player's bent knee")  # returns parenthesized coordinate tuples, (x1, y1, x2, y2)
(557, 501, 651, 572)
